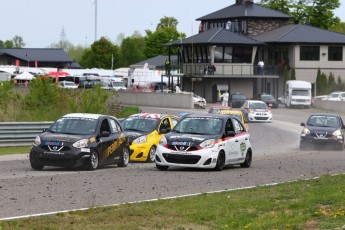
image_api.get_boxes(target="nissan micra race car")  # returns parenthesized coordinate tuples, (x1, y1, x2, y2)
(155, 114, 252, 171)
(29, 113, 130, 170)
(121, 113, 179, 162)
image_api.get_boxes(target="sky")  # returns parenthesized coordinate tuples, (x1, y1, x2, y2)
(1, 0, 345, 48)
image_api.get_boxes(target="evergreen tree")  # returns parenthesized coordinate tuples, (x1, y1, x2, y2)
(319, 72, 328, 95)
(315, 68, 322, 95)
(290, 67, 296, 80)
(328, 72, 336, 93)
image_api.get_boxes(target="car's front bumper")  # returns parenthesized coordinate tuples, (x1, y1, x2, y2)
(248, 112, 272, 122)
(155, 145, 219, 169)
(30, 145, 92, 168)
(129, 143, 152, 162)
(300, 135, 344, 148)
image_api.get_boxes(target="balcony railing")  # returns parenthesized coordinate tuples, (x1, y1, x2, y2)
(180, 63, 280, 76)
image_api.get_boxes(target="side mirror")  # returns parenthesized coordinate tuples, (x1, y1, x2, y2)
(226, 131, 236, 137)
(101, 131, 110, 137)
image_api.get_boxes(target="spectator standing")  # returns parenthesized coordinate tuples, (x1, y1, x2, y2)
(207, 62, 216, 75)
(220, 90, 229, 106)
(258, 60, 264, 75)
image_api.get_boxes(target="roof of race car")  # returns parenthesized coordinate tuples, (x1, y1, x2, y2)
(218, 109, 243, 115)
(129, 113, 167, 119)
(62, 113, 104, 119)
(186, 113, 232, 120)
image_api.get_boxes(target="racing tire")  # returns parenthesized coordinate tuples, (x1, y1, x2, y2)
(118, 147, 130, 167)
(240, 150, 252, 168)
(30, 156, 44, 171)
(337, 143, 344, 151)
(86, 150, 99, 170)
(214, 151, 225, 171)
(299, 142, 307, 150)
(146, 146, 157, 163)
(156, 164, 169, 171)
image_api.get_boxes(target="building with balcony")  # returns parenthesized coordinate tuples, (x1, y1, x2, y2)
(164, 0, 345, 103)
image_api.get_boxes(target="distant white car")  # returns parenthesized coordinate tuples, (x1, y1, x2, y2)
(323, 91, 345, 101)
(241, 100, 272, 122)
(58, 81, 78, 89)
(193, 94, 207, 108)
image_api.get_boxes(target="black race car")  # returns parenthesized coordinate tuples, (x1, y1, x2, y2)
(229, 93, 247, 108)
(29, 113, 130, 170)
(300, 113, 345, 150)
(258, 93, 279, 108)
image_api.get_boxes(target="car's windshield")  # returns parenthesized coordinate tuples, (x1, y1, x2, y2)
(291, 90, 309, 96)
(329, 93, 340, 98)
(307, 115, 339, 127)
(173, 117, 223, 135)
(232, 94, 246, 100)
(261, 95, 274, 100)
(49, 117, 97, 135)
(249, 102, 268, 109)
(122, 118, 159, 132)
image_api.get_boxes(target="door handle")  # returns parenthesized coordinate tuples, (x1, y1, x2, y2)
(235, 140, 239, 142)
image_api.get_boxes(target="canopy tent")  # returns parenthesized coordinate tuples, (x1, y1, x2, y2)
(14, 71, 35, 80)
(47, 71, 70, 77)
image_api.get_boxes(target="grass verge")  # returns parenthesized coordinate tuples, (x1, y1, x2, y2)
(1, 174, 345, 229)
(0, 146, 30, 155)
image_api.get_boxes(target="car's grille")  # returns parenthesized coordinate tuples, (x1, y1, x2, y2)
(166, 145, 198, 151)
(296, 99, 307, 102)
(41, 145, 71, 151)
(162, 154, 201, 164)
(254, 117, 269, 120)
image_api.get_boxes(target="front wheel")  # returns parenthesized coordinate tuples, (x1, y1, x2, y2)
(146, 146, 157, 163)
(86, 150, 99, 170)
(156, 164, 169, 171)
(118, 147, 130, 167)
(30, 156, 44, 170)
(240, 150, 252, 168)
(214, 151, 225, 171)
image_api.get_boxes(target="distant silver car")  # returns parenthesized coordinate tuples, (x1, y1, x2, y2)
(323, 91, 345, 101)
(58, 81, 78, 89)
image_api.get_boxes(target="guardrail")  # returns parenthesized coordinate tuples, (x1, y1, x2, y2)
(0, 122, 53, 147)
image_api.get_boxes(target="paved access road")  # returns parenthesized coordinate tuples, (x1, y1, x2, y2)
(0, 106, 344, 219)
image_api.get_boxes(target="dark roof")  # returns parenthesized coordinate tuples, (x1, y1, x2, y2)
(196, 2, 292, 21)
(253, 24, 345, 44)
(165, 28, 263, 47)
(0, 48, 73, 62)
(133, 55, 178, 67)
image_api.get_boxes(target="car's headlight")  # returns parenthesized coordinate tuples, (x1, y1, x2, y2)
(333, 129, 342, 136)
(133, 135, 148, 144)
(33, 136, 41, 146)
(159, 136, 167, 146)
(199, 139, 216, 149)
(73, 139, 89, 148)
(302, 128, 310, 135)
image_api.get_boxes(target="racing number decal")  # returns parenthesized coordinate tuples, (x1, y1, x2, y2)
(102, 133, 126, 160)
(240, 142, 246, 155)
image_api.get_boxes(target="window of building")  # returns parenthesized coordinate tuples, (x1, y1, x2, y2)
(300, 46, 320, 61)
(214, 47, 224, 63)
(328, 46, 343, 61)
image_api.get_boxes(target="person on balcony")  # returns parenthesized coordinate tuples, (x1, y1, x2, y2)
(258, 60, 264, 75)
(207, 62, 216, 75)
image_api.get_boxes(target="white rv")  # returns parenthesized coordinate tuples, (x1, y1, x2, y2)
(284, 80, 312, 108)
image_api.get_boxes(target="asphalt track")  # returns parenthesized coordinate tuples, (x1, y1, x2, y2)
(0, 106, 344, 220)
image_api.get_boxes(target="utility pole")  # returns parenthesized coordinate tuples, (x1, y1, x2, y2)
(94, 0, 98, 41)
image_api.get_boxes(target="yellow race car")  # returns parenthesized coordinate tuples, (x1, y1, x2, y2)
(218, 109, 249, 131)
(121, 113, 179, 162)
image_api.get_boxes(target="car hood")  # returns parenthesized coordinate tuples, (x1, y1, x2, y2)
(251, 108, 269, 112)
(306, 126, 339, 134)
(125, 131, 152, 142)
(165, 133, 220, 146)
(39, 132, 92, 143)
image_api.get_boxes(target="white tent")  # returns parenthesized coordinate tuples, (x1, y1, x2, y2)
(14, 71, 35, 80)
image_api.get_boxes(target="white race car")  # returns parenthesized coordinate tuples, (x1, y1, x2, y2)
(155, 114, 252, 171)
